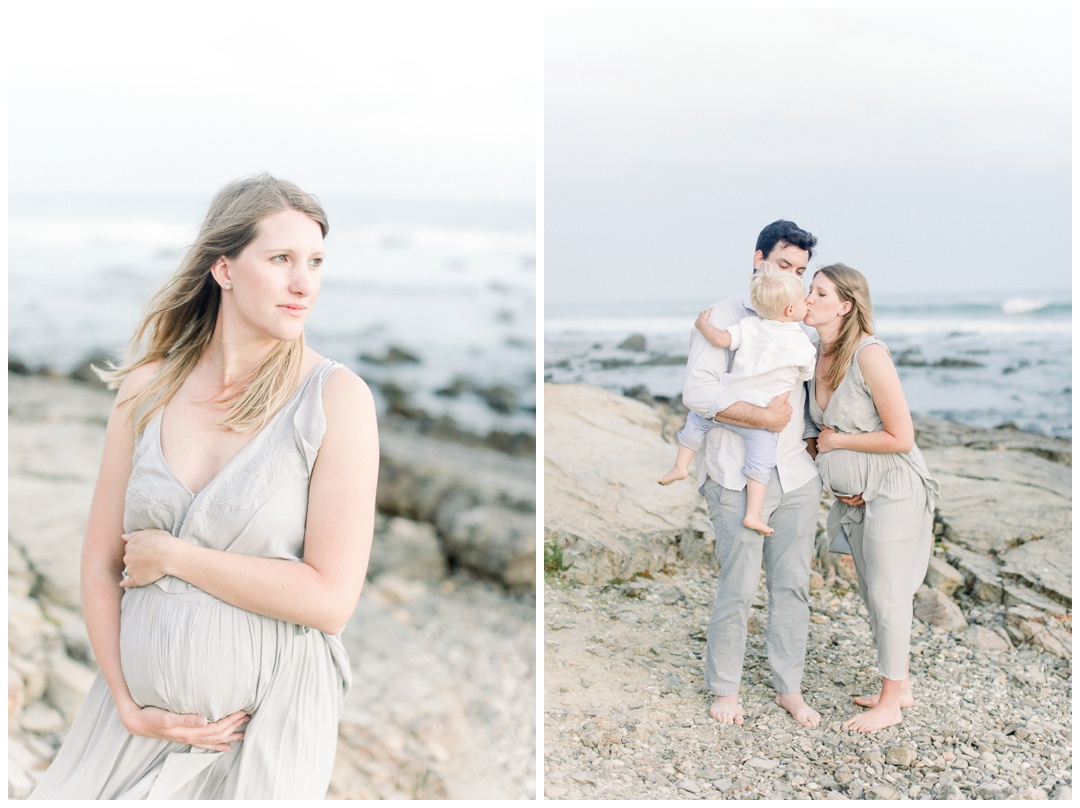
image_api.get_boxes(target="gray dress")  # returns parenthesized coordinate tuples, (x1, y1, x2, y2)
(810, 337, 939, 680)
(30, 358, 351, 799)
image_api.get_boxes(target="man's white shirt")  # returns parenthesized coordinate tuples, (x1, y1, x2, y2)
(682, 292, 819, 492)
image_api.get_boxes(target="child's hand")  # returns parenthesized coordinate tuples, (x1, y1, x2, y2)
(695, 307, 714, 333)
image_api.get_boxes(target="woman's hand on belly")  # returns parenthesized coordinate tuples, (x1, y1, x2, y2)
(836, 493, 866, 507)
(816, 426, 841, 453)
(121, 529, 180, 587)
(119, 701, 250, 752)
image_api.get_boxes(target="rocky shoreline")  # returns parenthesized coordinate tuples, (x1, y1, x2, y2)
(7, 372, 536, 799)
(544, 382, 1071, 800)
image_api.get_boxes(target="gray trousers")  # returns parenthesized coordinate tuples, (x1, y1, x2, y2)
(702, 472, 821, 696)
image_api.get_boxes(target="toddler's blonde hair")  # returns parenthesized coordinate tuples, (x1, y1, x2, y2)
(749, 261, 806, 320)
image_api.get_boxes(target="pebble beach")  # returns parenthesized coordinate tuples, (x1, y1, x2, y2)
(543, 383, 1072, 800)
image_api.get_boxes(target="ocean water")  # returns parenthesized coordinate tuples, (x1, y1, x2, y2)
(546, 291, 1072, 440)
(9, 195, 536, 436)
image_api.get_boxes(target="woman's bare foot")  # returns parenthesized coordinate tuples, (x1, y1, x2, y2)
(742, 515, 774, 536)
(775, 693, 820, 727)
(854, 691, 914, 708)
(843, 704, 902, 732)
(658, 467, 689, 485)
(709, 695, 744, 725)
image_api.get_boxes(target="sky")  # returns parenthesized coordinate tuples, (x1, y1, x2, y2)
(7, 2, 537, 204)
(545, 8, 1071, 304)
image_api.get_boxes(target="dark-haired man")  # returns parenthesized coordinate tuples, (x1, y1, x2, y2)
(682, 220, 823, 727)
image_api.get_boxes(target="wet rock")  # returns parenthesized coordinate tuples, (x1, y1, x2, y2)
(480, 384, 517, 414)
(9, 356, 33, 375)
(617, 334, 647, 352)
(622, 385, 654, 406)
(360, 344, 421, 365)
(69, 351, 113, 387)
(435, 375, 474, 398)
(932, 357, 983, 368)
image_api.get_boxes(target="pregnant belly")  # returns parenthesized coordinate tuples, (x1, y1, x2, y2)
(816, 448, 870, 498)
(119, 585, 272, 721)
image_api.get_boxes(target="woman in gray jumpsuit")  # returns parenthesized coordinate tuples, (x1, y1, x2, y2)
(804, 263, 938, 733)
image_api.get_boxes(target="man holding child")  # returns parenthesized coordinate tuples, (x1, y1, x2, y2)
(681, 220, 823, 727)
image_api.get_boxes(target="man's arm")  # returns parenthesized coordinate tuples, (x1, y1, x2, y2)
(713, 395, 793, 432)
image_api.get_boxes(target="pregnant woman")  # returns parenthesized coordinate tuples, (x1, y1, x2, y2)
(30, 174, 378, 798)
(804, 264, 938, 733)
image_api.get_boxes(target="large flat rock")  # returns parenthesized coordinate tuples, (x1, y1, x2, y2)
(544, 384, 712, 584)
(923, 446, 1070, 554)
(923, 446, 1071, 608)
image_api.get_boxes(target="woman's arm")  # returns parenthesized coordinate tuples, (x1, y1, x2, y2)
(816, 344, 914, 454)
(83, 365, 246, 751)
(123, 369, 378, 635)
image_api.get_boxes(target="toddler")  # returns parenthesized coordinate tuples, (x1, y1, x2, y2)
(658, 263, 815, 536)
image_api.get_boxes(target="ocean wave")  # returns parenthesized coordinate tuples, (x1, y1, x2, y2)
(9, 220, 195, 247)
(1001, 297, 1054, 315)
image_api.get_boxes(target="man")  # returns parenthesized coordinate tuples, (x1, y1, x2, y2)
(682, 220, 822, 727)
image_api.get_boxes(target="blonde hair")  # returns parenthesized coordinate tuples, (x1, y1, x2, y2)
(100, 174, 329, 434)
(814, 263, 875, 391)
(749, 261, 807, 320)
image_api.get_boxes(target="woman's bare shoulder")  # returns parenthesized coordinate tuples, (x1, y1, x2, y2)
(323, 366, 376, 421)
(115, 358, 165, 401)
(856, 341, 892, 368)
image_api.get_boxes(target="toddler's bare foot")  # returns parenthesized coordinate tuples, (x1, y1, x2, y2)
(709, 695, 744, 725)
(843, 704, 902, 733)
(775, 693, 820, 727)
(658, 467, 689, 486)
(742, 515, 774, 536)
(854, 690, 914, 708)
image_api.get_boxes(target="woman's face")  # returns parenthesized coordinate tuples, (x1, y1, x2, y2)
(216, 208, 325, 344)
(804, 272, 851, 329)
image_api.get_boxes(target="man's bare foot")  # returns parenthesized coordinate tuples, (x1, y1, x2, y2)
(775, 693, 820, 727)
(854, 690, 914, 708)
(658, 467, 689, 485)
(742, 515, 774, 536)
(709, 695, 744, 725)
(843, 704, 902, 733)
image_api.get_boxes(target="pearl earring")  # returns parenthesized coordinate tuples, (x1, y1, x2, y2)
(223, 283, 232, 291)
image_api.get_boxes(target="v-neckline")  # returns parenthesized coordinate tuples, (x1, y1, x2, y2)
(155, 358, 330, 498)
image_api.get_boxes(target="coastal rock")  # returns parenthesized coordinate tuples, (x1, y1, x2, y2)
(441, 503, 535, 590)
(369, 517, 448, 583)
(913, 415, 1071, 465)
(480, 383, 518, 414)
(998, 533, 1071, 606)
(377, 430, 534, 590)
(963, 625, 1012, 652)
(69, 351, 113, 387)
(544, 384, 711, 585)
(913, 586, 968, 631)
(924, 555, 964, 596)
(942, 542, 1005, 604)
(617, 334, 647, 352)
(923, 446, 1070, 557)
(359, 344, 421, 365)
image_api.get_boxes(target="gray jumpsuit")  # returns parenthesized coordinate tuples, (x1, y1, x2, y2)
(810, 337, 939, 680)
